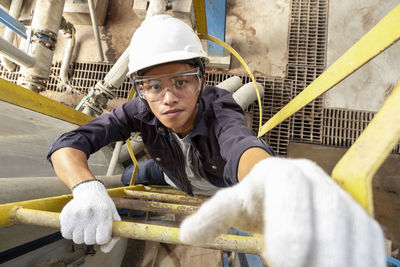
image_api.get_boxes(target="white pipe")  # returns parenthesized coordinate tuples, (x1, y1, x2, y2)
(216, 76, 242, 93)
(118, 142, 146, 163)
(232, 82, 265, 110)
(60, 26, 76, 92)
(88, 0, 104, 62)
(0, 36, 35, 67)
(0, 175, 123, 204)
(1, 0, 23, 71)
(19, 0, 65, 91)
(104, 48, 129, 89)
(146, 0, 167, 19)
(106, 141, 123, 176)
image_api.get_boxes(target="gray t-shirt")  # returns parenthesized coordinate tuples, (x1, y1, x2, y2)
(163, 132, 220, 196)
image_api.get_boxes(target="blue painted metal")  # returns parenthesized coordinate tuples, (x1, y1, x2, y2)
(0, 8, 27, 39)
(205, 0, 226, 56)
(388, 256, 400, 267)
(228, 228, 264, 267)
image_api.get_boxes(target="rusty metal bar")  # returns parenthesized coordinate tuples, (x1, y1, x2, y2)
(0, 185, 139, 227)
(142, 186, 209, 199)
(113, 198, 198, 215)
(124, 189, 206, 205)
(9, 207, 263, 254)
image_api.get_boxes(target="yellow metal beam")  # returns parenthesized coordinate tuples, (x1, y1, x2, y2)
(0, 78, 93, 126)
(0, 185, 138, 227)
(193, 0, 207, 34)
(332, 81, 400, 216)
(259, 4, 400, 136)
(9, 207, 263, 254)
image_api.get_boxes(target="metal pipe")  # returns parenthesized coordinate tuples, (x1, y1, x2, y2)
(113, 197, 199, 215)
(59, 19, 76, 93)
(87, 0, 104, 62)
(81, 48, 129, 116)
(106, 141, 123, 176)
(103, 48, 129, 89)
(18, 0, 66, 92)
(1, 0, 23, 71)
(217, 76, 242, 93)
(124, 189, 206, 205)
(0, 36, 35, 67)
(146, 0, 167, 19)
(0, 175, 123, 204)
(9, 207, 264, 254)
(232, 82, 265, 110)
(118, 142, 145, 163)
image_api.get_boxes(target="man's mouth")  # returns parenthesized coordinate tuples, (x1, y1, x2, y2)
(163, 109, 183, 115)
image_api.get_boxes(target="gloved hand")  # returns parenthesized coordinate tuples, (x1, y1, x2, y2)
(180, 158, 386, 267)
(60, 180, 121, 253)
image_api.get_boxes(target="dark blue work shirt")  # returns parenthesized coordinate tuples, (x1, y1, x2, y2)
(47, 85, 274, 194)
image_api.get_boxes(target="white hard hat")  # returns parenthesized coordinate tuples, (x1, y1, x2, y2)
(127, 15, 209, 77)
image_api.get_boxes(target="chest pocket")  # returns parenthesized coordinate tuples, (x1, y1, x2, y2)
(205, 155, 225, 173)
(148, 149, 175, 169)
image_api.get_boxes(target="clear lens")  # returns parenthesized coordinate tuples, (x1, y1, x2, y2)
(133, 68, 201, 102)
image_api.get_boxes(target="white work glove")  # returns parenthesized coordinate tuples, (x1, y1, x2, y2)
(60, 180, 121, 253)
(180, 158, 386, 267)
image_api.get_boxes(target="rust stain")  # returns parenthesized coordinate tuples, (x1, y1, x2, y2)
(102, 25, 117, 63)
(361, 11, 374, 31)
(384, 83, 395, 98)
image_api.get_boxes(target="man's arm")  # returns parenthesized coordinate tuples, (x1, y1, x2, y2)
(51, 146, 121, 253)
(51, 147, 96, 189)
(237, 147, 271, 181)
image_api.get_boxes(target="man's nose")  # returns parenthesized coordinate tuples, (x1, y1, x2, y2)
(162, 87, 179, 104)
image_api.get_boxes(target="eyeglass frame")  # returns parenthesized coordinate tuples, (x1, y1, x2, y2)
(130, 67, 203, 102)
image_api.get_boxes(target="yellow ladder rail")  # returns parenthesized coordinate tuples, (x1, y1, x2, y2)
(332, 81, 400, 216)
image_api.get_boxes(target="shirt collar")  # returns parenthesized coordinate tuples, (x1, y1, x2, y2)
(189, 99, 208, 138)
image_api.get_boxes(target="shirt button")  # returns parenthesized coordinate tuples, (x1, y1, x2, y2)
(155, 157, 161, 162)
(157, 126, 164, 132)
(211, 165, 217, 170)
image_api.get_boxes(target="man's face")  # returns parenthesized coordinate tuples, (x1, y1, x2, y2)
(142, 63, 201, 137)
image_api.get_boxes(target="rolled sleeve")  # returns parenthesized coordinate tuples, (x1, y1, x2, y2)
(224, 136, 274, 184)
(212, 91, 275, 184)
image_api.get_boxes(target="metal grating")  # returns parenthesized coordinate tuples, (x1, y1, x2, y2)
(205, 73, 293, 155)
(0, 64, 20, 83)
(286, 0, 328, 144)
(47, 62, 132, 98)
(250, 78, 293, 155)
(322, 108, 400, 154)
(286, 64, 325, 143)
(288, 0, 328, 67)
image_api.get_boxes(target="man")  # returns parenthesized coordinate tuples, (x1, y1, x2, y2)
(48, 15, 385, 266)
(48, 14, 272, 250)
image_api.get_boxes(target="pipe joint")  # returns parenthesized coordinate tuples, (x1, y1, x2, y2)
(82, 81, 115, 116)
(31, 29, 57, 50)
(18, 75, 47, 92)
(60, 18, 75, 38)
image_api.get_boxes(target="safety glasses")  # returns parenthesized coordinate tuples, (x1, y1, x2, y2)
(132, 68, 201, 102)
